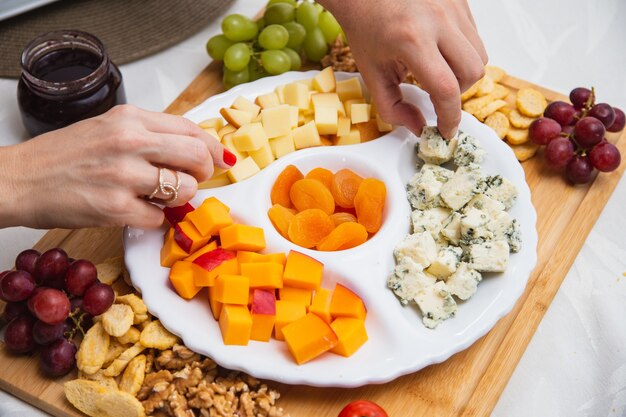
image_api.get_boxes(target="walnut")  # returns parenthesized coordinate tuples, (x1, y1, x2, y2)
(321, 37, 357, 72)
(157, 348, 201, 370)
(142, 383, 176, 415)
(168, 389, 194, 417)
(137, 370, 173, 400)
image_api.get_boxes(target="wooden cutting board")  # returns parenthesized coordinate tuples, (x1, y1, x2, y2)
(1, 62, 625, 417)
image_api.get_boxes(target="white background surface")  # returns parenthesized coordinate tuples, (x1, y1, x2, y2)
(0, 0, 625, 416)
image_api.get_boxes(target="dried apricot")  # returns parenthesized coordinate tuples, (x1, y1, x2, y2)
(267, 204, 295, 238)
(270, 165, 303, 208)
(331, 169, 364, 209)
(305, 167, 333, 190)
(317, 222, 368, 251)
(330, 212, 357, 226)
(354, 178, 386, 233)
(287, 209, 335, 248)
(289, 179, 335, 215)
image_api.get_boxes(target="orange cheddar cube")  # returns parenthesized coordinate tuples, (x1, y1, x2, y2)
(160, 228, 188, 267)
(309, 288, 333, 323)
(250, 289, 276, 342)
(274, 300, 306, 341)
(219, 224, 266, 251)
(169, 261, 202, 299)
(278, 287, 312, 306)
(184, 198, 233, 236)
(240, 262, 283, 289)
(213, 275, 249, 305)
(174, 221, 211, 254)
(282, 313, 338, 364)
(192, 249, 239, 287)
(219, 304, 252, 345)
(330, 284, 367, 320)
(330, 317, 368, 357)
(208, 287, 223, 320)
(237, 251, 286, 265)
(282, 250, 323, 290)
(184, 241, 218, 262)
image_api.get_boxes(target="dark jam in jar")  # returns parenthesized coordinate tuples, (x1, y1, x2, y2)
(18, 30, 126, 137)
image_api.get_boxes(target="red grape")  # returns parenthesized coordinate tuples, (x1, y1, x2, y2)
(32, 320, 67, 345)
(0, 271, 36, 302)
(588, 103, 616, 128)
(561, 125, 575, 136)
(34, 248, 69, 287)
(570, 87, 593, 109)
(3, 301, 29, 322)
(65, 259, 97, 296)
(4, 315, 36, 353)
(70, 297, 84, 314)
(607, 108, 625, 133)
(545, 137, 575, 168)
(82, 283, 114, 316)
(574, 117, 605, 148)
(31, 288, 70, 325)
(566, 155, 594, 184)
(0, 270, 8, 280)
(529, 117, 562, 145)
(39, 339, 77, 377)
(589, 142, 621, 172)
(27, 286, 47, 314)
(15, 249, 40, 275)
(544, 101, 576, 126)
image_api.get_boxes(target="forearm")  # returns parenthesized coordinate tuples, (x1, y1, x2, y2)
(0, 144, 32, 228)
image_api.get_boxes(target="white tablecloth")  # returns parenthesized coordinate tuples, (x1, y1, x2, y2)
(1, 1, 625, 416)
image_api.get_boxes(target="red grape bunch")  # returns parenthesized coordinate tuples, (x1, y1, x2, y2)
(1, 248, 115, 377)
(529, 86, 624, 184)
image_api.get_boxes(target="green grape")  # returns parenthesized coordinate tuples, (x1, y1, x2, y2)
(283, 22, 306, 49)
(258, 24, 289, 50)
(318, 11, 341, 43)
(222, 14, 258, 42)
(261, 50, 291, 75)
(296, 2, 319, 31)
(248, 59, 269, 81)
(256, 17, 266, 31)
(303, 27, 328, 62)
(268, 0, 296, 6)
(264, 3, 295, 25)
(313, 2, 324, 15)
(223, 67, 250, 90)
(281, 47, 302, 70)
(339, 28, 348, 44)
(223, 43, 251, 72)
(206, 34, 235, 60)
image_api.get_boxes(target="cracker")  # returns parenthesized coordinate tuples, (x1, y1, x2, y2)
(103, 340, 128, 368)
(461, 80, 480, 102)
(95, 388, 145, 417)
(78, 369, 119, 390)
(140, 320, 180, 350)
(133, 313, 150, 325)
(484, 112, 510, 139)
(516, 87, 547, 117)
(491, 83, 510, 100)
(104, 342, 146, 377)
(119, 354, 146, 396)
(64, 379, 108, 417)
(509, 109, 536, 129)
(116, 294, 148, 315)
(485, 66, 507, 83)
(506, 127, 530, 145)
(462, 94, 496, 114)
(476, 75, 495, 96)
(77, 322, 110, 375)
(511, 142, 540, 161)
(101, 304, 134, 337)
(96, 256, 124, 285)
(473, 99, 508, 122)
(117, 326, 141, 345)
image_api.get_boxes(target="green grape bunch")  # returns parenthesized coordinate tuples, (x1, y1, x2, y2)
(205, 0, 346, 89)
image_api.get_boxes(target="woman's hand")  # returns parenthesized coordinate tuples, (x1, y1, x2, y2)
(319, 0, 488, 139)
(0, 105, 235, 229)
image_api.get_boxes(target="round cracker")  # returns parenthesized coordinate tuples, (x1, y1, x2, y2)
(511, 143, 540, 161)
(484, 112, 510, 139)
(516, 88, 547, 117)
(506, 127, 530, 145)
(509, 109, 536, 129)
(485, 66, 507, 83)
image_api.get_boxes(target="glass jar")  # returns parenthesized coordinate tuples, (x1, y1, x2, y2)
(17, 30, 126, 137)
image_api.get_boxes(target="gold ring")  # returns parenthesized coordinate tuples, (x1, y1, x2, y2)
(148, 168, 181, 204)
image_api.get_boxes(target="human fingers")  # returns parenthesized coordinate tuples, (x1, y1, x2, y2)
(406, 47, 461, 139)
(453, 4, 488, 65)
(138, 164, 198, 207)
(438, 29, 486, 92)
(120, 198, 166, 229)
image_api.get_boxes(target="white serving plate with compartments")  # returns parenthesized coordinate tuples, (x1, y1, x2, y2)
(123, 71, 537, 388)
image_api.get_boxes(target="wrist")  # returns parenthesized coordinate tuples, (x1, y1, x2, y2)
(0, 144, 34, 228)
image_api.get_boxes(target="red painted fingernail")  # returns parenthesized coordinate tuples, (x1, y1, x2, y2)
(223, 148, 237, 166)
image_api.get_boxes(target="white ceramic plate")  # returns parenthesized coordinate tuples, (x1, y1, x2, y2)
(124, 71, 537, 388)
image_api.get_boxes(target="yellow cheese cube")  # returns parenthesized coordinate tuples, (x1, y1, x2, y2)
(351, 103, 371, 124)
(222, 133, 247, 161)
(298, 112, 307, 126)
(313, 66, 336, 93)
(315, 106, 338, 135)
(344, 98, 366, 119)
(198, 172, 231, 189)
(275, 85, 286, 104)
(227, 156, 260, 183)
(255, 92, 281, 109)
(284, 82, 310, 110)
(249, 142, 275, 169)
(336, 77, 364, 102)
(233, 123, 268, 152)
(220, 107, 254, 128)
(303, 91, 317, 115)
(320, 135, 333, 146)
(269, 133, 296, 158)
(288, 106, 299, 128)
(251, 113, 262, 123)
(199, 117, 224, 131)
(261, 105, 292, 139)
(232, 96, 260, 118)
(218, 124, 236, 139)
(202, 127, 219, 141)
(334, 128, 361, 146)
(337, 116, 351, 137)
(295, 78, 314, 90)
(376, 113, 393, 132)
(312, 93, 344, 116)
(292, 121, 322, 149)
